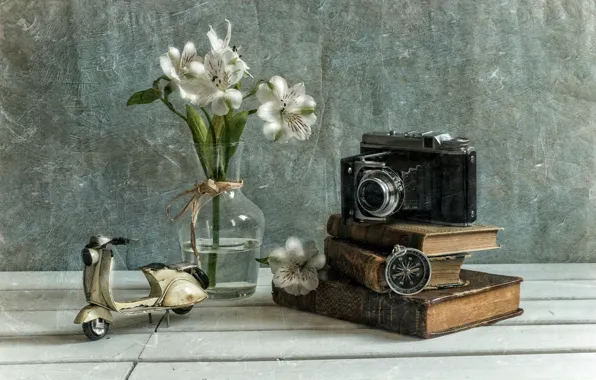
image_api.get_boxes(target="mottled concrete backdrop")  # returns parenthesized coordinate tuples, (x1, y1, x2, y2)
(1, 0, 596, 270)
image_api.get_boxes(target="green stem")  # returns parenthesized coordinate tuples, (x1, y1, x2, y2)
(243, 79, 265, 99)
(160, 98, 187, 121)
(208, 194, 220, 288)
(207, 113, 229, 288)
(200, 107, 213, 127)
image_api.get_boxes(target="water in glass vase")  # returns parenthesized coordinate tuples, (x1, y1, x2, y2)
(182, 237, 261, 299)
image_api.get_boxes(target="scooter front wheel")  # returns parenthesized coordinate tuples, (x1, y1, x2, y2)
(82, 318, 109, 341)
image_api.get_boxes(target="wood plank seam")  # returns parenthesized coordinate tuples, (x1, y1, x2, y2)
(132, 348, 596, 363)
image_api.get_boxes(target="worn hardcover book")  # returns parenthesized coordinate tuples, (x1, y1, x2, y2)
(325, 237, 469, 293)
(272, 269, 523, 339)
(327, 214, 502, 256)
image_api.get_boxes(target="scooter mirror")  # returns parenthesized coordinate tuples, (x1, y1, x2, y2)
(81, 248, 99, 266)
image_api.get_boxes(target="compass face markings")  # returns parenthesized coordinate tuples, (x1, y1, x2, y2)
(385, 247, 431, 295)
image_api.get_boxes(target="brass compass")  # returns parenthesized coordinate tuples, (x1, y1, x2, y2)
(385, 245, 431, 295)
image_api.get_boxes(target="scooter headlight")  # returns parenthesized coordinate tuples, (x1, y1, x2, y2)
(81, 248, 99, 266)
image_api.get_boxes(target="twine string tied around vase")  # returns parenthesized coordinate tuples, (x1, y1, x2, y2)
(166, 179, 244, 261)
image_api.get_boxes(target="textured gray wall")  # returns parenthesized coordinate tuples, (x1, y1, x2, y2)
(1, 0, 596, 270)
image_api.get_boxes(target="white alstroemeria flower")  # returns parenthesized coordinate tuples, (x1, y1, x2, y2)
(268, 237, 325, 296)
(178, 52, 242, 116)
(256, 76, 317, 142)
(159, 42, 203, 84)
(207, 19, 232, 54)
(207, 19, 250, 78)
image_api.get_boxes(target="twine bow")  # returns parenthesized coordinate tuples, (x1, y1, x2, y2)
(166, 179, 244, 260)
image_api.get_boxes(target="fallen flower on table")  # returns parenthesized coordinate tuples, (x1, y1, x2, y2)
(258, 237, 325, 296)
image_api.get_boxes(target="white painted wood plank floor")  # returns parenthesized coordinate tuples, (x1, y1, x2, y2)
(0, 264, 595, 379)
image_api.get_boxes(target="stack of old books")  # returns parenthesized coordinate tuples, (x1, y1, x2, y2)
(273, 214, 523, 338)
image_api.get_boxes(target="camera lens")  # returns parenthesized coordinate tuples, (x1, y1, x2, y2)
(357, 169, 404, 218)
(360, 181, 385, 210)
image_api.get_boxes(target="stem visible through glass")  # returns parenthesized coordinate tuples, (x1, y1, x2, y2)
(208, 142, 227, 288)
(209, 192, 221, 288)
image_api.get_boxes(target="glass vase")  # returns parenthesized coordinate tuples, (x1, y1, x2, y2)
(177, 142, 265, 299)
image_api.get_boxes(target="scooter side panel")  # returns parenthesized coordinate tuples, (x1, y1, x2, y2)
(161, 279, 208, 307)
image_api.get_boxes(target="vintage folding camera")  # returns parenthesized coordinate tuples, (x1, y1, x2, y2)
(341, 131, 476, 226)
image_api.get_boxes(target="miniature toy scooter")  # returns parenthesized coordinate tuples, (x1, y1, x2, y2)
(74, 236, 209, 340)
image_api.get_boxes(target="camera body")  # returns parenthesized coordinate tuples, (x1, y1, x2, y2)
(341, 131, 476, 226)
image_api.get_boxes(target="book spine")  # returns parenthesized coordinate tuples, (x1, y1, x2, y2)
(272, 278, 429, 338)
(327, 214, 425, 250)
(324, 237, 388, 293)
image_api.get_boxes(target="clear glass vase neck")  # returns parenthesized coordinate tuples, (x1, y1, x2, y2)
(193, 142, 243, 182)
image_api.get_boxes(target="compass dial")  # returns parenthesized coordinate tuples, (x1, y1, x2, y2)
(385, 246, 431, 295)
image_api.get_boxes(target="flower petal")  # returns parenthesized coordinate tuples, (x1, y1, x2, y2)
(283, 284, 305, 296)
(159, 54, 175, 78)
(273, 265, 300, 289)
(225, 88, 243, 110)
(300, 94, 316, 108)
(300, 112, 317, 127)
(285, 83, 305, 106)
(167, 47, 180, 64)
(298, 266, 319, 292)
(223, 19, 232, 50)
(285, 237, 305, 262)
(268, 75, 288, 98)
(303, 240, 318, 259)
(257, 101, 282, 123)
(283, 114, 312, 140)
(307, 251, 326, 270)
(226, 63, 244, 85)
(181, 42, 196, 66)
(263, 122, 283, 141)
(268, 247, 288, 274)
(188, 61, 205, 77)
(286, 94, 316, 114)
(207, 25, 221, 51)
(211, 93, 229, 116)
(256, 83, 278, 104)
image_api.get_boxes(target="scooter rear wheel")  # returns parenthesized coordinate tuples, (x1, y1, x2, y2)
(172, 306, 193, 315)
(82, 318, 109, 340)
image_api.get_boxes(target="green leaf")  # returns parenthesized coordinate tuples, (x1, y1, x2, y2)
(228, 111, 249, 144)
(186, 106, 212, 176)
(185, 105, 208, 145)
(255, 257, 270, 266)
(211, 115, 226, 142)
(127, 88, 161, 106)
(223, 111, 249, 167)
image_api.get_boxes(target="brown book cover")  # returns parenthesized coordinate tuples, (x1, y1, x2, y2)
(272, 269, 523, 339)
(327, 214, 502, 256)
(325, 237, 469, 293)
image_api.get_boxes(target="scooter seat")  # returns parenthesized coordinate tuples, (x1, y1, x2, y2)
(139, 261, 198, 272)
(167, 261, 199, 272)
(139, 262, 168, 271)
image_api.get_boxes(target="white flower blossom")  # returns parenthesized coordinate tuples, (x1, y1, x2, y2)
(159, 42, 203, 84)
(173, 20, 250, 115)
(178, 52, 243, 116)
(268, 237, 325, 296)
(207, 19, 250, 78)
(256, 76, 317, 142)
